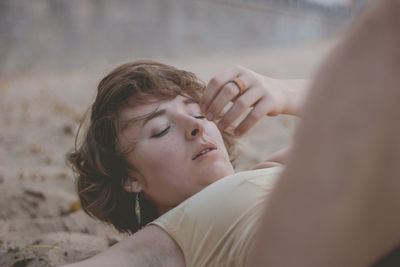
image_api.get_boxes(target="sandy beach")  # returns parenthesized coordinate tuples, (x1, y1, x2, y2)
(0, 39, 336, 266)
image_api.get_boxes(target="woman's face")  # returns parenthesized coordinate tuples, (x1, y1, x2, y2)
(119, 95, 234, 214)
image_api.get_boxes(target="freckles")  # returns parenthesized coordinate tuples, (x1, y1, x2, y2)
(146, 145, 176, 166)
(159, 146, 180, 161)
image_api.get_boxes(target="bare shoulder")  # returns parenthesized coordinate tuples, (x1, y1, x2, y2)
(63, 225, 184, 267)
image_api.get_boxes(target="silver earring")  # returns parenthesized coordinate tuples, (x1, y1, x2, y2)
(135, 193, 142, 226)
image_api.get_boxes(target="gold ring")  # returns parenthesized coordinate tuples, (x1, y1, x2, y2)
(231, 77, 247, 95)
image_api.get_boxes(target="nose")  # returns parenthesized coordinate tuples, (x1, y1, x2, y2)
(185, 117, 204, 140)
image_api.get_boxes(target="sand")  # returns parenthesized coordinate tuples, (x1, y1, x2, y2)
(0, 39, 336, 266)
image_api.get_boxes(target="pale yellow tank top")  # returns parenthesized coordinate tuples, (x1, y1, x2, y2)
(149, 167, 281, 267)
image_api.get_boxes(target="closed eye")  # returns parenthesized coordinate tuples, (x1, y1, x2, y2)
(151, 116, 203, 138)
(152, 126, 170, 138)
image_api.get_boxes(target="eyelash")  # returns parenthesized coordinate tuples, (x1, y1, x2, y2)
(152, 127, 170, 138)
(151, 115, 205, 138)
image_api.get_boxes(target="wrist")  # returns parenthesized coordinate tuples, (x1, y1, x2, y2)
(282, 79, 310, 116)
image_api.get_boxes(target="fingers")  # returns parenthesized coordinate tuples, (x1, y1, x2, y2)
(234, 97, 272, 136)
(205, 75, 253, 121)
(204, 82, 239, 121)
(201, 66, 282, 136)
(217, 85, 264, 130)
(200, 66, 245, 113)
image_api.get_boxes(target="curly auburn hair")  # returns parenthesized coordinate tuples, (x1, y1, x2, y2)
(67, 60, 237, 233)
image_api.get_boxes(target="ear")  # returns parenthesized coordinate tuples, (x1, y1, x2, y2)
(123, 176, 144, 193)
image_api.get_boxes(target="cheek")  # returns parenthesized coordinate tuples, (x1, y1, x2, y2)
(132, 137, 184, 175)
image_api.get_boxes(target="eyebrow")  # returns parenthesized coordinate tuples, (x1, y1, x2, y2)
(141, 98, 198, 126)
(143, 109, 166, 126)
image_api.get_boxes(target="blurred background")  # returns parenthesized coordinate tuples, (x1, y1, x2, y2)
(0, 1, 367, 266)
(1, 0, 366, 75)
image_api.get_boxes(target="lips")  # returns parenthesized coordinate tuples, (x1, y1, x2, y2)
(192, 144, 217, 160)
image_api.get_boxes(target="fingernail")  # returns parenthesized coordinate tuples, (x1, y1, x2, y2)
(218, 121, 224, 129)
(206, 113, 213, 121)
(234, 129, 241, 136)
(200, 104, 206, 113)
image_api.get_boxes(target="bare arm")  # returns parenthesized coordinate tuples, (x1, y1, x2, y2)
(63, 225, 184, 267)
(247, 0, 400, 266)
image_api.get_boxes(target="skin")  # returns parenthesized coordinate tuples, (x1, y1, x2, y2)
(247, 0, 400, 266)
(64, 74, 307, 266)
(64, 225, 185, 267)
(200, 66, 309, 136)
(119, 95, 234, 214)
(249, 147, 291, 170)
(64, 1, 400, 264)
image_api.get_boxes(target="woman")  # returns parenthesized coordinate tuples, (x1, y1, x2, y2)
(65, 60, 307, 266)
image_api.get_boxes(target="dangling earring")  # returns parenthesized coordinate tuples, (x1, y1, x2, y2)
(135, 193, 142, 226)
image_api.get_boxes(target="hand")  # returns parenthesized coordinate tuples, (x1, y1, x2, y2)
(200, 66, 308, 136)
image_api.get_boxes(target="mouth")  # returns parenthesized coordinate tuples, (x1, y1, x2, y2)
(192, 145, 217, 160)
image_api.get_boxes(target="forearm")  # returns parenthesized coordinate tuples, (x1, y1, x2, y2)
(63, 249, 149, 267)
(63, 226, 184, 267)
(248, 1, 400, 266)
(62, 236, 154, 267)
